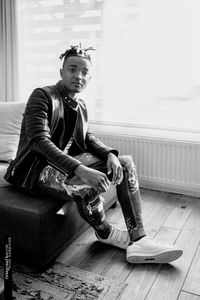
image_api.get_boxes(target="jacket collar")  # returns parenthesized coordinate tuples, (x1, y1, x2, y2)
(56, 80, 78, 110)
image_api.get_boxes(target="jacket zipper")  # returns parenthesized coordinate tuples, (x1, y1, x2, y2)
(12, 153, 67, 181)
(11, 149, 32, 176)
(21, 157, 38, 188)
(47, 160, 68, 176)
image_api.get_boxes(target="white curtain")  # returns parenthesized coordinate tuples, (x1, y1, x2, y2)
(0, 0, 18, 102)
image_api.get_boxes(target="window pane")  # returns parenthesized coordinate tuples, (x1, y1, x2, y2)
(17, 0, 200, 131)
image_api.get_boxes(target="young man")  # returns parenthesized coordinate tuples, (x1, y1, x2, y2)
(5, 45, 183, 264)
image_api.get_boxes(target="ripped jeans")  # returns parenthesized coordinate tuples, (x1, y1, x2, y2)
(37, 153, 146, 242)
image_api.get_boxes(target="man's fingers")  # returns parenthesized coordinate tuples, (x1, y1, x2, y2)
(96, 181, 110, 193)
(100, 174, 110, 186)
(95, 174, 110, 192)
(112, 166, 123, 185)
(117, 171, 123, 185)
(101, 182, 110, 192)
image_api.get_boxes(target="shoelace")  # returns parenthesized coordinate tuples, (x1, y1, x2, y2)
(110, 227, 129, 244)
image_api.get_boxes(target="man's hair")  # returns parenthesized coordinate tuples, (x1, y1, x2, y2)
(59, 44, 95, 65)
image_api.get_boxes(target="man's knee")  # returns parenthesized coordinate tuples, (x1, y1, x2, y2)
(119, 156, 139, 192)
(118, 155, 136, 172)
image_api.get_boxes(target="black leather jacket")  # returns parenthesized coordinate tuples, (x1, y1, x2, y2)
(5, 81, 117, 190)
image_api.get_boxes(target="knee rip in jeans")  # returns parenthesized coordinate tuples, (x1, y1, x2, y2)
(127, 167, 139, 193)
(87, 198, 105, 223)
(119, 155, 136, 172)
(87, 195, 105, 213)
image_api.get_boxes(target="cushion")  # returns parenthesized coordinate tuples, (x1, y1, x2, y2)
(0, 102, 26, 162)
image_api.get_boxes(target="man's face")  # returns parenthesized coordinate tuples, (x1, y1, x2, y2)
(60, 56, 92, 96)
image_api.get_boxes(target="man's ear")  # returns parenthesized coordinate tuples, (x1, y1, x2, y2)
(60, 68, 63, 78)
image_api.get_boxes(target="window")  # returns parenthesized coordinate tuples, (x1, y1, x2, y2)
(17, 0, 200, 131)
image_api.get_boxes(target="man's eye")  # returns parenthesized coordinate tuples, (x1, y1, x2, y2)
(69, 67, 76, 73)
(83, 71, 89, 76)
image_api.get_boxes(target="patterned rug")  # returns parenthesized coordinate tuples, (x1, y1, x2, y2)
(1, 262, 126, 300)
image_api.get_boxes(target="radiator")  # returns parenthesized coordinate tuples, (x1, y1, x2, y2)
(95, 133, 200, 197)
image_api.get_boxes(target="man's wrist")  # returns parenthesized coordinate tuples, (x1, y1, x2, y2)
(74, 164, 84, 176)
(107, 152, 115, 159)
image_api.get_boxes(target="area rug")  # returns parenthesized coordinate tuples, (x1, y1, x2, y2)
(1, 262, 126, 300)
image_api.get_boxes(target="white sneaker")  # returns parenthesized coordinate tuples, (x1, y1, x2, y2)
(126, 236, 183, 264)
(96, 225, 130, 249)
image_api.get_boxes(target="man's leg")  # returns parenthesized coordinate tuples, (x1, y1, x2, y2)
(117, 155, 183, 264)
(93, 155, 147, 246)
(67, 153, 146, 248)
(36, 153, 114, 239)
(116, 155, 146, 242)
(71, 154, 182, 264)
(37, 153, 183, 263)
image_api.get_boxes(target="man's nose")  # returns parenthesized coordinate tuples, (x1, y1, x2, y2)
(75, 71, 83, 79)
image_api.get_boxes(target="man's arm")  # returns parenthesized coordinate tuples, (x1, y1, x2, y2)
(85, 130, 118, 160)
(85, 130, 123, 185)
(74, 164, 110, 192)
(24, 88, 82, 176)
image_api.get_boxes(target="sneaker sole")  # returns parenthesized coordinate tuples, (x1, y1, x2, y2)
(127, 249, 183, 264)
(97, 239, 129, 250)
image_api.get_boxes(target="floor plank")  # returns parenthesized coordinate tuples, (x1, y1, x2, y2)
(155, 226, 180, 244)
(183, 243, 200, 295)
(55, 188, 200, 300)
(56, 206, 120, 266)
(144, 199, 200, 300)
(163, 195, 193, 229)
(56, 227, 97, 266)
(120, 227, 181, 300)
(100, 250, 134, 282)
(178, 291, 200, 300)
(143, 192, 180, 237)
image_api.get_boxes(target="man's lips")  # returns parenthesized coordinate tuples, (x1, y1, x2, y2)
(72, 82, 82, 87)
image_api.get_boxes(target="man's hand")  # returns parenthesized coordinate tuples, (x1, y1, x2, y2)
(74, 165, 110, 193)
(107, 153, 123, 185)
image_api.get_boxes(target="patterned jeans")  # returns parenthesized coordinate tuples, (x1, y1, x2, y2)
(37, 153, 146, 242)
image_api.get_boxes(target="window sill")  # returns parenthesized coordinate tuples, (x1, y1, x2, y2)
(90, 121, 200, 144)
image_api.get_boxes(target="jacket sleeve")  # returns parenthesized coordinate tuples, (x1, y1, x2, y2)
(85, 127, 118, 160)
(24, 88, 82, 175)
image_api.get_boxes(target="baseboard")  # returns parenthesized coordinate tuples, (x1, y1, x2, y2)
(140, 180, 200, 198)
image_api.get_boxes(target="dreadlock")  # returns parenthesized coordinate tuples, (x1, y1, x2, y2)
(59, 44, 95, 65)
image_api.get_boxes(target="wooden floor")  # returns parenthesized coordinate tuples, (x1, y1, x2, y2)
(56, 188, 200, 300)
